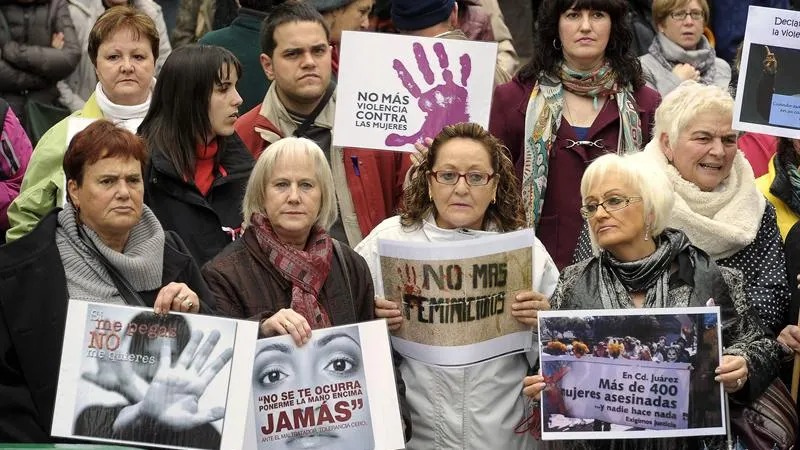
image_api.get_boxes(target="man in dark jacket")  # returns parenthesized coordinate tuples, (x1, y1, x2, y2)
(0, 0, 81, 128)
(199, 0, 279, 112)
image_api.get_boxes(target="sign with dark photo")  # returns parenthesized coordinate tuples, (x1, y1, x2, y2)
(734, 6, 800, 138)
(52, 300, 258, 449)
(537, 307, 725, 440)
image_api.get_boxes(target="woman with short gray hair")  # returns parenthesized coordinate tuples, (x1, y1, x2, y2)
(574, 81, 790, 336)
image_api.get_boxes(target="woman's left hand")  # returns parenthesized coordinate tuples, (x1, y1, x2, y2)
(511, 291, 550, 326)
(154, 282, 201, 314)
(715, 355, 749, 393)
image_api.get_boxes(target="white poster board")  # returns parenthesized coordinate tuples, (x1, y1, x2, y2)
(377, 229, 536, 367)
(334, 31, 497, 152)
(733, 6, 800, 138)
(244, 320, 405, 450)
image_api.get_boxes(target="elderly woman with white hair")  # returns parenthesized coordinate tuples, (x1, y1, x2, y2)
(201, 136, 374, 340)
(575, 81, 791, 337)
(526, 152, 784, 448)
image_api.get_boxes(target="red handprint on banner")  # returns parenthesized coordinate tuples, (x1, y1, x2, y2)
(386, 42, 471, 147)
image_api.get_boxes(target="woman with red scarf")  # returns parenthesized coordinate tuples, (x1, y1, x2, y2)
(201, 136, 374, 341)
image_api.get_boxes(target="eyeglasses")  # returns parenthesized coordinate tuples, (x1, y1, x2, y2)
(580, 195, 642, 218)
(669, 10, 704, 21)
(430, 170, 496, 186)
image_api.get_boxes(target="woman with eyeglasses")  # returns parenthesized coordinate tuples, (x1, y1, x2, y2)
(639, 0, 731, 97)
(524, 151, 784, 449)
(577, 82, 790, 337)
(355, 123, 559, 450)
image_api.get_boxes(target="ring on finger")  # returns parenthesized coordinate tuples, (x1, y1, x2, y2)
(736, 378, 743, 388)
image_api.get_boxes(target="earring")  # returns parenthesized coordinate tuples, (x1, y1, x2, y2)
(552, 39, 562, 50)
(644, 223, 651, 241)
(491, 198, 496, 204)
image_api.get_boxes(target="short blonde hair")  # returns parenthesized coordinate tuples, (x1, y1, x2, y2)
(652, 0, 709, 27)
(580, 152, 675, 252)
(242, 137, 338, 230)
(653, 81, 734, 152)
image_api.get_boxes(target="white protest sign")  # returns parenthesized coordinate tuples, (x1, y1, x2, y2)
(549, 356, 691, 430)
(733, 6, 800, 138)
(377, 230, 535, 367)
(334, 31, 497, 152)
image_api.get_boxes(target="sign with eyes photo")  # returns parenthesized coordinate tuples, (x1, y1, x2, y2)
(245, 320, 405, 450)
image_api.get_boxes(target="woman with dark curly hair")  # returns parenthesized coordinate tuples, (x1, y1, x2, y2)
(355, 122, 559, 450)
(489, 0, 661, 270)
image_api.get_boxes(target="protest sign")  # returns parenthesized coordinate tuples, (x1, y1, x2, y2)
(244, 320, 405, 450)
(52, 300, 258, 450)
(733, 6, 800, 138)
(333, 31, 497, 152)
(378, 229, 534, 367)
(537, 307, 725, 440)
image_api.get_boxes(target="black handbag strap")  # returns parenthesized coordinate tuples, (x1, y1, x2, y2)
(77, 226, 147, 307)
(332, 239, 357, 322)
(293, 81, 335, 139)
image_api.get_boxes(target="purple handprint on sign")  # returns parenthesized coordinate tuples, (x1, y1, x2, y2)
(385, 42, 471, 147)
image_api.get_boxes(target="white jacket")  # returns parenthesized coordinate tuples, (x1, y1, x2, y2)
(355, 215, 559, 450)
(58, 0, 171, 111)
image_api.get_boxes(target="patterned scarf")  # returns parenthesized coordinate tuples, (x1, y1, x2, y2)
(647, 33, 717, 86)
(250, 213, 333, 329)
(521, 62, 642, 228)
(598, 229, 691, 309)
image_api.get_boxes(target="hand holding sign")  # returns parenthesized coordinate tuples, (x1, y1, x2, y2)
(511, 291, 551, 327)
(374, 297, 403, 331)
(715, 354, 748, 393)
(523, 374, 546, 400)
(386, 42, 471, 147)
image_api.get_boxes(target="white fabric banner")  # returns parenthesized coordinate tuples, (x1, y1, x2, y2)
(544, 356, 690, 430)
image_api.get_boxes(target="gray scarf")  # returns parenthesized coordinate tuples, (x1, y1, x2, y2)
(648, 32, 717, 86)
(597, 229, 691, 309)
(56, 203, 166, 304)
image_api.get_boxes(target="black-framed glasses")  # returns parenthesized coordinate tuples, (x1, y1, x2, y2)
(430, 170, 496, 186)
(669, 10, 704, 21)
(580, 195, 642, 218)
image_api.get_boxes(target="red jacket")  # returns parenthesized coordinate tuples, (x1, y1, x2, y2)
(489, 76, 661, 269)
(738, 132, 777, 179)
(236, 105, 410, 242)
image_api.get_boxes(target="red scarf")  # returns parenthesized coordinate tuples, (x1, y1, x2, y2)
(331, 43, 340, 77)
(194, 140, 218, 196)
(250, 213, 333, 329)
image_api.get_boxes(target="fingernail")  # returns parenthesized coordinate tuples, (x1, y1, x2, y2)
(714, 376, 720, 382)
(714, 367, 720, 373)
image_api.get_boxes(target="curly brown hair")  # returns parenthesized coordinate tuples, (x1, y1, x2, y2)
(400, 123, 524, 232)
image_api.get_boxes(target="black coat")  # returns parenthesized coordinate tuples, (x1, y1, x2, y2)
(0, 209, 215, 442)
(781, 220, 800, 420)
(143, 133, 254, 267)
